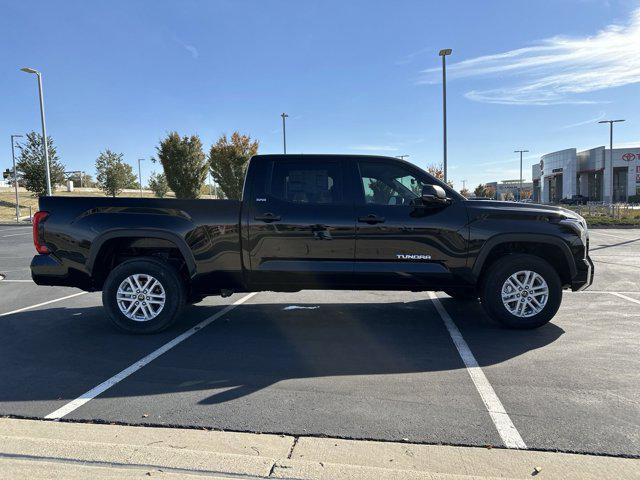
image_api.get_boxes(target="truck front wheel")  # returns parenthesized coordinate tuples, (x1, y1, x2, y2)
(479, 254, 562, 329)
(102, 257, 186, 334)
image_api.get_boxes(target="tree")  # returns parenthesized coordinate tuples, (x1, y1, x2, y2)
(459, 187, 471, 198)
(485, 186, 496, 199)
(148, 171, 169, 198)
(474, 184, 487, 198)
(15, 132, 66, 196)
(68, 172, 96, 188)
(95, 149, 138, 197)
(503, 191, 515, 201)
(156, 132, 207, 199)
(209, 132, 259, 200)
(425, 162, 454, 188)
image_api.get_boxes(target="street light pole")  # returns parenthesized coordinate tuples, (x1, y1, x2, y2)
(137, 158, 145, 197)
(21, 67, 52, 196)
(281, 113, 288, 154)
(514, 150, 529, 201)
(11, 134, 24, 223)
(439, 49, 452, 184)
(598, 119, 625, 203)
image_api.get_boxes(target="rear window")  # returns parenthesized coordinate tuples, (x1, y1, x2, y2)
(268, 160, 343, 204)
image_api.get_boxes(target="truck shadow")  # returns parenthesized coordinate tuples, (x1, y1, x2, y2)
(0, 297, 564, 406)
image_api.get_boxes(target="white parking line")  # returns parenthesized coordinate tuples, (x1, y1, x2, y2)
(0, 279, 34, 283)
(589, 231, 635, 240)
(0, 292, 87, 317)
(609, 292, 640, 306)
(45, 292, 258, 420)
(1, 232, 32, 238)
(428, 292, 527, 450)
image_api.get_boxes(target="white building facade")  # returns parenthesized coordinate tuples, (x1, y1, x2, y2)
(533, 146, 640, 203)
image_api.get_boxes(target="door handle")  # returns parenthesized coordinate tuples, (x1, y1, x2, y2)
(254, 213, 281, 223)
(358, 214, 385, 224)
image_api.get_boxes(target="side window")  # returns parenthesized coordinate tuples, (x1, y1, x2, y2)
(358, 161, 428, 206)
(268, 161, 343, 204)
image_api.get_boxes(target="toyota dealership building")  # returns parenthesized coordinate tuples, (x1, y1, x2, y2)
(532, 146, 640, 203)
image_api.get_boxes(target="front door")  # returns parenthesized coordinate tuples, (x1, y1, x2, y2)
(352, 159, 468, 289)
(247, 156, 356, 289)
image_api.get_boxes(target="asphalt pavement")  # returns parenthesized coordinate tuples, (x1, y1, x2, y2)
(0, 224, 638, 459)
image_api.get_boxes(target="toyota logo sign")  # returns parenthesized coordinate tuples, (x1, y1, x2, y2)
(622, 153, 636, 162)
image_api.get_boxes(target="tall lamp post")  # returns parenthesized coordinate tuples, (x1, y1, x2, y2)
(439, 48, 452, 183)
(21, 67, 52, 196)
(11, 134, 24, 222)
(280, 113, 288, 154)
(137, 158, 145, 197)
(598, 119, 625, 203)
(514, 149, 529, 201)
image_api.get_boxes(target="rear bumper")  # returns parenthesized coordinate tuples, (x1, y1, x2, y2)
(31, 254, 90, 289)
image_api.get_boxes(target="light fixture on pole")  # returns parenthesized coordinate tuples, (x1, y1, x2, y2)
(21, 67, 52, 196)
(397, 155, 410, 160)
(137, 159, 145, 197)
(11, 134, 24, 222)
(514, 150, 529, 201)
(598, 119, 625, 203)
(439, 48, 452, 184)
(280, 113, 288, 154)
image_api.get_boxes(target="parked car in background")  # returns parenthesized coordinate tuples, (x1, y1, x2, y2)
(561, 195, 589, 205)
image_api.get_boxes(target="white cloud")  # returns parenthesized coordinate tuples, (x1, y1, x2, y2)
(559, 111, 607, 129)
(396, 47, 432, 66)
(418, 8, 640, 105)
(349, 145, 398, 152)
(183, 44, 199, 59)
(173, 37, 199, 59)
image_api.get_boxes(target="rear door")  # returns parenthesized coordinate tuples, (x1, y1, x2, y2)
(352, 159, 468, 288)
(246, 156, 356, 288)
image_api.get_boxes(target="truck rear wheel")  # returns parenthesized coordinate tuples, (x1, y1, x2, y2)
(102, 257, 186, 334)
(479, 254, 562, 329)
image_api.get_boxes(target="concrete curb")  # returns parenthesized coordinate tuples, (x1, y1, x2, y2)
(0, 418, 637, 479)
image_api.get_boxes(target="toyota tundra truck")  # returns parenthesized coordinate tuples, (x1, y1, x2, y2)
(30, 154, 593, 333)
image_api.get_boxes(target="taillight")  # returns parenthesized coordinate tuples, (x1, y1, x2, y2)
(32, 211, 50, 254)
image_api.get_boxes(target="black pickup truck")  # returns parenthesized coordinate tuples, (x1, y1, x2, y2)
(31, 154, 593, 333)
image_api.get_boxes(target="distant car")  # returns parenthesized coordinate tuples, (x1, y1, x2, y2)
(560, 195, 589, 205)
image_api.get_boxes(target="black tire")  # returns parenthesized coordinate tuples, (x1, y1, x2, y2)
(443, 287, 478, 301)
(102, 257, 186, 334)
(479, 254, 562, 329)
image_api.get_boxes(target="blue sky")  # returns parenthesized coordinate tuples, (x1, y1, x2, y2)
(2, 0, 639, 189)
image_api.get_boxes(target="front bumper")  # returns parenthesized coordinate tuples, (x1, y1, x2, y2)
(571, 255, 594, 291)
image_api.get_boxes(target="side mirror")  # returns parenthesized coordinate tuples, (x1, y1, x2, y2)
(421, 184, 448, 204)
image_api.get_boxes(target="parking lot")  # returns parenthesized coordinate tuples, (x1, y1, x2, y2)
(0, 224, 638, 458)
